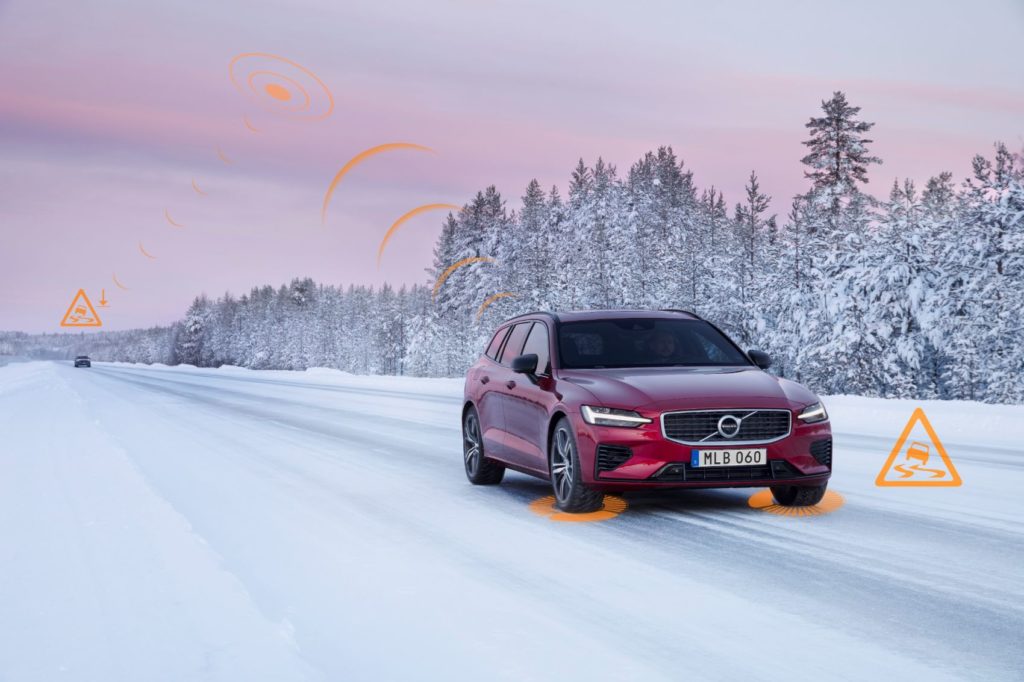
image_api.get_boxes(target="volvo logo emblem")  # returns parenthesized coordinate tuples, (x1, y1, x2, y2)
(717, 414, 742, 439)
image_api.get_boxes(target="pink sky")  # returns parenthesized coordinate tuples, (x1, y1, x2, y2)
(1, 0, 1022, 332)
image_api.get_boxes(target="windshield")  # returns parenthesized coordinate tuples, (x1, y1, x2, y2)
(557, 319, 750, 369)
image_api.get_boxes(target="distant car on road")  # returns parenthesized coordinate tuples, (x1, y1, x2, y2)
(462, 310, 832, 513)
(74, 355, 92, 368)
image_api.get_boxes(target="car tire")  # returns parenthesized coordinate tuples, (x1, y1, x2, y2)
(549, 418, 603, 513)
(463, 406, 505, 485)
(770, 482, 828, 506)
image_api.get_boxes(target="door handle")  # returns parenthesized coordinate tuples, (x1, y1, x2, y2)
(506, 380, 516, 389)
(480, 375, 490, 384)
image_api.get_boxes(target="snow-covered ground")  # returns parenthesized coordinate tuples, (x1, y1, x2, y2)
(0, 361, 1021, 682)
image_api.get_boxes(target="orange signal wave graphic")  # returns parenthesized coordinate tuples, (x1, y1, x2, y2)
(433, 257, 495, 301)
(748, 489, 845, 516)
(246, 70, 310, 111)
(191, 178, 207, 195)
(378, 204, 460, 268)
(243, 115, 260, 133)
(229, 52, 335, 120)
(112, 273, 130, 291)
(529, 495, 627, 523)
(476, 292, 516, 320)
(217, 147, 232, 165)
(321, 143, 434, 225)
(164, 209, 184, 228)
(138, 242, 157, 259)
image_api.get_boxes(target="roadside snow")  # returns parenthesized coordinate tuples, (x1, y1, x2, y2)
(1, 361, 1020, 682)
(0, 362, 318, 681)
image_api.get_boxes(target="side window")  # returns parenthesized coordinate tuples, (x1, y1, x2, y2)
(498, 323, 533, 365)
(485, 327, 509, 360)
(521, 322, 551, 375)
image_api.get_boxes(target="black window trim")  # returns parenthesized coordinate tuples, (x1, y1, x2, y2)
(485, 325, 511, 362)
(497, 321, 533, 367)
(521, 319, 553, 377)
(491, 318, 556, 370)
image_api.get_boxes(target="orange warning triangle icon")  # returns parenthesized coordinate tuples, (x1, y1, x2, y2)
(876, 408, 961, 487)
(60, 289, 103, 327)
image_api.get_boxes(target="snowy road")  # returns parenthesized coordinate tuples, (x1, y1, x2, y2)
(1, 361, 1022, 682)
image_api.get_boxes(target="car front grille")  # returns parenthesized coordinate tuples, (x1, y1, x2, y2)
(810, 438, 832, 468)
(595, 444, 633, 473)
(661, 409, 791, 444)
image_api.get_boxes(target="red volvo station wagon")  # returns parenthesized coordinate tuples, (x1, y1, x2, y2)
(462, 310, 832, 513)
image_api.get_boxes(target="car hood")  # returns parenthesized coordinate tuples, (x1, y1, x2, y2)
(558, 366, 817, 412)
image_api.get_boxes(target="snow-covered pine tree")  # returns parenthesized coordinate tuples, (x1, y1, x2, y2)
(882, 181, 926, 393)
(766, 195, 817, 383)
(466, 187, 513, 361)
(955, 144, 1024, 402)
(624, 147, 695, 310)
(577, 158, 620, 309)
(801, 91, 883, 236)
(732, 171, 774, 347)
(516, 179, 551, 310)
(696, 187, 737, 331)
(788, 92, 883, 393)
(560, 160, 593, 310)
(539, 185, 565, 312)
(173, 295, 211, 366)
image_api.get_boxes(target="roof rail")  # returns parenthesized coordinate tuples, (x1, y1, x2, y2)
(660, 308, 702, 320)
(501, 310, 560, 324)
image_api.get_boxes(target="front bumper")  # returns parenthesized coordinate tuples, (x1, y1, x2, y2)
(575, 413, 832, 490)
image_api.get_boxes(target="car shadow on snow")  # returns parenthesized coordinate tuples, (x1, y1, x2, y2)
(618, 488, 755, 514)
(495, 472, 755, 517)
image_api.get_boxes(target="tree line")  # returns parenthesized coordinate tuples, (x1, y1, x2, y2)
(5, 92, 1022, 403)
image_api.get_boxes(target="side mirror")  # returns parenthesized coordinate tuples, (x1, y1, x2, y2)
(748, 349, 772, 370)
(511, 353, 539, 375)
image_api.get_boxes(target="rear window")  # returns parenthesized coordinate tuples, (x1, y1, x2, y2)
(498, 322, 533, 365)
(484, 327, 509, 360)
(558, 318, 749, 369)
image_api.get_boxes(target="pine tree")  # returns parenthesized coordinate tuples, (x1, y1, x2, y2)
(695, 187, 735, 326)
(517, 179, 550, 309)
(733, 171, 773, 346)
(173, 295, 211, 366)
(801, 91, 882, 235)
(577, 158, 619, 308)
(562, 160, 593, 310)
(956, 144, 1024, 402)
(542, 185, 566, 311)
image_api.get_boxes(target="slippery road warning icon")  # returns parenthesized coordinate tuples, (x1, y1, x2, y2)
(60, 289, 102, 327)
(876, 408, 961, 487)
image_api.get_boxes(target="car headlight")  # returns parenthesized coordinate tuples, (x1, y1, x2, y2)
(797, 402, 828, 423)
(581, 405, 652, 427)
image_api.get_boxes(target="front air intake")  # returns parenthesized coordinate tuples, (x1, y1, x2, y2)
(595, 444, 632, 474)
(810, 439, 833, 468)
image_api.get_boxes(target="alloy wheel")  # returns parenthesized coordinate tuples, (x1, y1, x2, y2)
(464, 412, 481, 477)
(552, 426, 574, 502)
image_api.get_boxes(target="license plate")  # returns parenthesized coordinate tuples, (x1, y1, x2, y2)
(691, 448, 767, 467)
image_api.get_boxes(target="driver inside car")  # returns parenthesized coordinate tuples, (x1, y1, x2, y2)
(648, 329, 683, 362)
